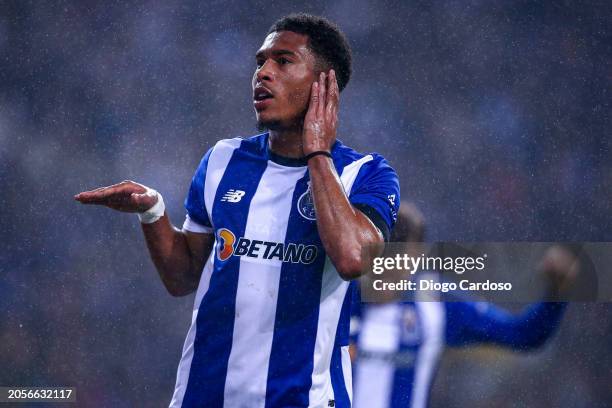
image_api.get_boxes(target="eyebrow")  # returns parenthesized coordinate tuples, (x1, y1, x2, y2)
(255, 49, 297, 59)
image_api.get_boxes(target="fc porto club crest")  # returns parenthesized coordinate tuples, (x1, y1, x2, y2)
(297, 181, 316, 220)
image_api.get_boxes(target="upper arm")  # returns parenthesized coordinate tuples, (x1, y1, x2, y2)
(353, 204, 387, 243)
(184, 229, 215, 280)
(182, 146, 216, 287)
(185, 147, 214, 229)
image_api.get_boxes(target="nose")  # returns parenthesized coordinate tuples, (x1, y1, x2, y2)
(256, 60, 274, 83)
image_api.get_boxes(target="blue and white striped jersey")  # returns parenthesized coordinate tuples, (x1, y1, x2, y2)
(169, 133, 400, 408)
(351, 286, 567, 408)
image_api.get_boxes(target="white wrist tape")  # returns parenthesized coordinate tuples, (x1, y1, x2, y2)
(137, 188, 165, 224)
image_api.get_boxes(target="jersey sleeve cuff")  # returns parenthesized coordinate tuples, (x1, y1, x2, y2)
(182, 214, 214, 234)
(352, 203, 390, 242)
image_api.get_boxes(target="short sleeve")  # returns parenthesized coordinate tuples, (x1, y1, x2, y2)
(348, 155, 400, 234)
(183, 147, 214, 232)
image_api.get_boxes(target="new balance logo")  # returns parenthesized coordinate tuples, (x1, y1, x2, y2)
(221, 189, 246, 203)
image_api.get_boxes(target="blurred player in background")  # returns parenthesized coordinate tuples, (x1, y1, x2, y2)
(75, 14, 399, 408)
(350, 202, 578, 408)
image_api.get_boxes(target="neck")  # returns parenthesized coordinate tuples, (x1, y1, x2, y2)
(268, 125, 304, 158)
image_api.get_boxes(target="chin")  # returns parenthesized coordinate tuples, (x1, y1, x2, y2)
(256, 116, 282, 131)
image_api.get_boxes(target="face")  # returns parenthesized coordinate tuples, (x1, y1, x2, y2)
(253, 31, 318, 130)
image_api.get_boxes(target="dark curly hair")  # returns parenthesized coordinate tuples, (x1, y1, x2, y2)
(268, 14, 352, 92)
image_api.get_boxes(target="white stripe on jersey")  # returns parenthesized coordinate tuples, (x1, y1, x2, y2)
(340, 345, 353, 404)
(170, 138, 241, 408)
(411, 302, 445, 408)
(308, 258, 349, 406)
(307, 155, 373, 406)
(353, 304, 402, 408)
(169, 250, 215, 407)
(204, 138, 243, 229)
(340, 154, 373, 193)
(223, 162, 307, 408)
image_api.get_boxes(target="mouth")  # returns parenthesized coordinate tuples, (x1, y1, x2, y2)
(253, 86, 274, 110)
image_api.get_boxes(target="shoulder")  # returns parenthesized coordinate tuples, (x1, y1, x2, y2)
(333, 140, 396, 176)
(213, 137, 244, 150)
(210, 132, 268, 153)
(198, 133, 268, 165)
(209, 135, 251, 154)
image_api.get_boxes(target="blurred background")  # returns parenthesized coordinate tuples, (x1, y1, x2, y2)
(0, 0, 610, 406)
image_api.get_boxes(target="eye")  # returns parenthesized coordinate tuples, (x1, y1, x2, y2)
(278, 57, 290, 65)
(256, 59, 265, 68)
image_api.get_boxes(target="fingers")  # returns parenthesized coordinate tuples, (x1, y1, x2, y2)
(74, 181, 146, 205)
(74, 187, 109, 204)
(75, 184, 122, 203)
(303, 70, 338, 155)
(306, 81, 319, 120)
(326, 69, 339, 123)
(317, 72, 327, 119)
(307, 70, 338, 122)
(74, 185, 106, 200)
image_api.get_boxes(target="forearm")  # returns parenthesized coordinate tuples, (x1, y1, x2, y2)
(308, 155, 382, 280)
(503, 302, 567, 349)
(467, 302, 567, 349)
(141, 214, 200, 296)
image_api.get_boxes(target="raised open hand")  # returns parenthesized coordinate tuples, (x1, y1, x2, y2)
(302, 69, 339, 156)
(74, 180, 158, 213)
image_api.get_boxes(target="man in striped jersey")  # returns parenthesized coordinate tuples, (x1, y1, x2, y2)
(75, 14, 400, 407)
(351, 203, 577, 408)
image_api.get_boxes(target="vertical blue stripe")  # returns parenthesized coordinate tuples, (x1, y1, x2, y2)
(390, 302, 419, 408)
(389, 364, 415, 408)
(330, 289, 352, 408)
(265, 175, 326, 408)
(182, 141, 268, 407)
